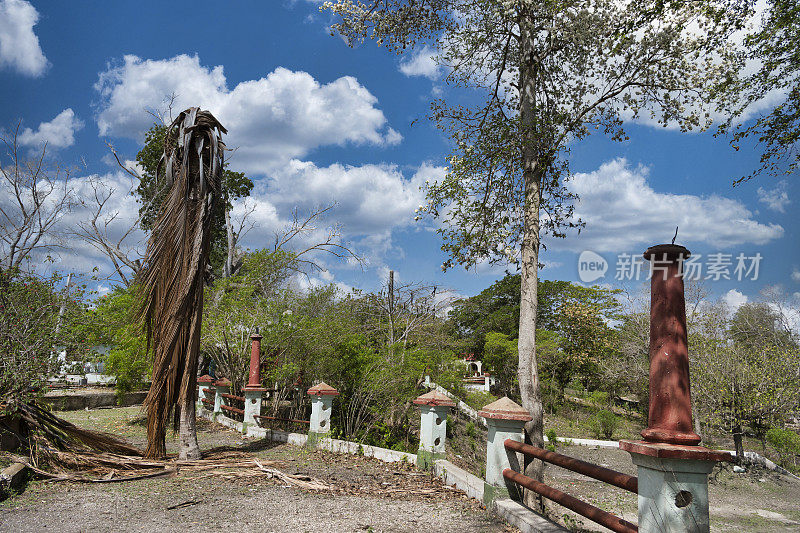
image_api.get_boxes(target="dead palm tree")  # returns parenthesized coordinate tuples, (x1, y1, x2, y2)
(139, 108, 226, 459)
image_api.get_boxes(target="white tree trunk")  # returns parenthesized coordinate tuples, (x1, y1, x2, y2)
(518, 11, 546, 506)
(224, 209, 235, 278)
(178, 397, 202, 460)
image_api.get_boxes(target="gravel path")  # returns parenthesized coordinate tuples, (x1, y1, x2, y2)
(0, 407, 512, 533)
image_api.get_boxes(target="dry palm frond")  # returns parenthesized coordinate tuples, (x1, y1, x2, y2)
(139, 108, 227, 458)
(6, 402, 142, 461)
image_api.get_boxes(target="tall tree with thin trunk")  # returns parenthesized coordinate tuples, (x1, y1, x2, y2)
(324, 0, 739, 493)
(139, 108, 226, 459)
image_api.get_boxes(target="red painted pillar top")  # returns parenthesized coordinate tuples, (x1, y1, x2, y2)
(245, 330, 265, 391)
(641, 244, 701, 445)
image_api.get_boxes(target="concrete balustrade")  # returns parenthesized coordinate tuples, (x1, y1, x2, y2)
(479, 397, 531, 505)
(213, 378, 231, 417)
(307, 382, 339, 446)
(413, 390, 455, 470)
(197, 374, 214, 411)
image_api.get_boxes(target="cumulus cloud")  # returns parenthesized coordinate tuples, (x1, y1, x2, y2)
(0, 0, 48, 77)
(399, 46, 441, 80)
(555, 158, 783, 252)
(94, 54, 401, 175)
(18, 109, 84, 150)
(757, 181, 790, 213)
(723, 289, 749, 312)
(238, 161, 446, 262)
(792, 268, 800, 283)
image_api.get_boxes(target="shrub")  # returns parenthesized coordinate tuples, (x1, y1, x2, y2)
(589, 410, 618, 440)
(589, 390, 609, 406)
(465, 421, 476, 438)
(545, 428, 558, 452)
(766, 427, 800, 469)
(464, 390, 497, 411)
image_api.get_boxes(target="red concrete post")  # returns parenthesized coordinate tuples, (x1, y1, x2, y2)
(641, 244, 701, 445)
(246, 330, 262, 389)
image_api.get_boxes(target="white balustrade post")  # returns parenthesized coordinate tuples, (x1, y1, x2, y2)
(413, 390, 454, 470)
(213, 378, 231, 417)
(197, 374, 214, 412)
(479, 397, 532, 505)
(307, 382, 339, 446)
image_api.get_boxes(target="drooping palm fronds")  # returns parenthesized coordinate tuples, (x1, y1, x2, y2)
(139, 108, 226, 459)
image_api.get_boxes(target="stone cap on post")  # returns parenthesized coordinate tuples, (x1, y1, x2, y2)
(478, 397, 533, 422)
(307, 381, 339, 397)
(214, 377, 232, 387)
(619, 440, 733, 463)
(197, 375, 214, 384)
(413, 390, 456, 408)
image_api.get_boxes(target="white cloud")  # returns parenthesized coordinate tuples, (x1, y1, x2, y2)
(757, 181, 790, 213)
(237, 161, 445, 263)
(723, 289, 749, 312)
(399, 46, 440, 80)
(792, 268, 800, 283)
(0, 0, 48, 77)
(94, 54, 401, 175)
(18, 109, 84, 150)
(556, 158, 784, 253)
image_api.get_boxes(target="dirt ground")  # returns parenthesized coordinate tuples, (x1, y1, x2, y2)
(3, 406, 799, 532)
(0, 407, 513, 533)
(541, 444, 800, 532)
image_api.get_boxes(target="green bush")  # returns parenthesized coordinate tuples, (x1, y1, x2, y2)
(589, 390, 609, 406)
(766, 427, 800, 469)
(545, 428, 558, 452)
(464, 390, 497, 411)
(465, 421, 476, 438)
(589, 410, 618, 440)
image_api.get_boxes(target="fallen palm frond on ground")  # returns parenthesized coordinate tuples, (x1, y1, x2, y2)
(2, 402, 334, 489)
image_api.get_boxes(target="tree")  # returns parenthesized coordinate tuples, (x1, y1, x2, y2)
(139, 108, 226, 460)
(133, 123, 254, 278)
(80, 285, 148, 398)
(324, 0, 735, 490)
(691, 298, 800, 460)
(449, 273, 520, 358)
(716, 0, 800, 182)
(0, 126, 75, 271)
(1, 269, 87, 405)
(201, 249, 300, 394)
(72, 175, 144, 286)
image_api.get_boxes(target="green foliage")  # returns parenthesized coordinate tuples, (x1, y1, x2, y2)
(482, 331, 518, 396)
(449, 273, 520, 357)
(589, 410, 618, 440)
(545, 428, 558, 452)
(463, 390, 497, 411)
(766, 427, 800, 470)
(450, 277, 620, 400)
(465, 421, 476, 439)
(82, 285, 148, 399)
(0, 270, 84, 404)
(589, 390, 609, 407)
(716, 0, 800, 182)
(691, 299, 800, 451)
(134, 123, 254, 274)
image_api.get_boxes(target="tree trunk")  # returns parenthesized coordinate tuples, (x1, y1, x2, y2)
(518, 10, 546, 507)
(178, 396, 202, 460)
(224, 209, 235, 278)
(732, 423, 744, 462)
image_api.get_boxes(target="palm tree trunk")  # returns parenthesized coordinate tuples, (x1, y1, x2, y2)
(178, 398, 201, 460)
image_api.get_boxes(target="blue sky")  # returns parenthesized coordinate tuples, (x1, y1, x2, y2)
(1, 0, 797, 318)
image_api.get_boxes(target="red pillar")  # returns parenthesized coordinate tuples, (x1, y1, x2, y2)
(246, 330, 262, 390)
(641, 244, 701, 446)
